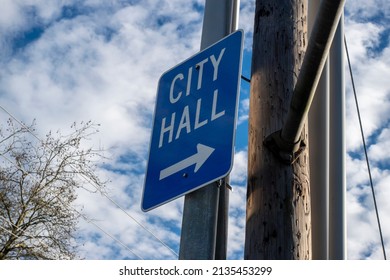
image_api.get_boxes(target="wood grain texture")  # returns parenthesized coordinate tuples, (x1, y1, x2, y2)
(245, 0, 311, 260)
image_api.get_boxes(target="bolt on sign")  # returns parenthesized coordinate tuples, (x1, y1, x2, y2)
(142, 30, 244, 211)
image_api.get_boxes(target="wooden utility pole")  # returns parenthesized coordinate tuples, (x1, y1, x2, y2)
(245, 0, 311, 259)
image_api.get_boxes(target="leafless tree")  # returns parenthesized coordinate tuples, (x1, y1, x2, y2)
(0, 119, 106, 259)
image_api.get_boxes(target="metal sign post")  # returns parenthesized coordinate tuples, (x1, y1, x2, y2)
(178, 0, 241, 260)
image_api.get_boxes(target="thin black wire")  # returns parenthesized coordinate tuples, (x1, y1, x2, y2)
(0, 153, 143, 260)
(0, 104, 178, 258)
(344, 35, 387, 260)
(241, 75, 251, 83)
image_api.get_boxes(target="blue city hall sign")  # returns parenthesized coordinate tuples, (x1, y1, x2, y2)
(142, 30, 244, 211)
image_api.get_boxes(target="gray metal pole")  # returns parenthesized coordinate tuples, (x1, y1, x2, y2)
(329, 14, 346, 260)
(229, 0, 240, 33)
(280, 0, 345, 146)
(308, 0, 329, 260)
(179, 182, 219, 259)
(179, 0, 239, 260)
(199, 0, 237, 49)
(215, 177, 229, 260)
(214, 0, 240, 260)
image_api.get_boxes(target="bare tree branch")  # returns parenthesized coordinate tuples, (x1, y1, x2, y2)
(0, 119, 106, 259)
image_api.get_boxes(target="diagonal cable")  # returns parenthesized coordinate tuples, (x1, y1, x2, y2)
(344, 35, 387, 260)
(73, 208, 144, 260)
(0, 153, 143, 260)
(0, 215, 50, 258)
(0, 107, 178, 258)
(0, 197, 143, 260)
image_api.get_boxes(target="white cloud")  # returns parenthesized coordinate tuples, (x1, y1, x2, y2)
(227, 184, 246, 259)
(368, 128, 390, 162)
(1, 0, 390, 261)
(0, 1, 24, 31)
(237, 98, 249, 124)
(343, 2, 390, 259)
(346, 0, 390, 19)
(0, 0, 204, 155)
(345, 21, 390, 151)
(230, 149, 247, 184)
(0, 0, 204, 260)
(238, 0, 255, 50)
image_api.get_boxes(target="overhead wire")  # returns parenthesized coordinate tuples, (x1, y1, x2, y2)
(74, 207, 145, 260)
(241, 74, 251, 83)
(344, 35, 387, 260)
(0, 215, 48, 249)
(0, 215, 59, 259)
(0, 153, 143, 260)
(0, 104, 178, 258)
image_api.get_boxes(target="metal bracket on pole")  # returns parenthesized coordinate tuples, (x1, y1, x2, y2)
(264, 0, 345, 165)
(264, 130, 306, 165)
(217, 178, 233, 191)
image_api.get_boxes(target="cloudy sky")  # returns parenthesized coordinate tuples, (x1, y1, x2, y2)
(0, 0, 389, 260)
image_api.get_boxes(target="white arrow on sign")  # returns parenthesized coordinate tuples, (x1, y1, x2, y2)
(159, 144, 215, 180)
